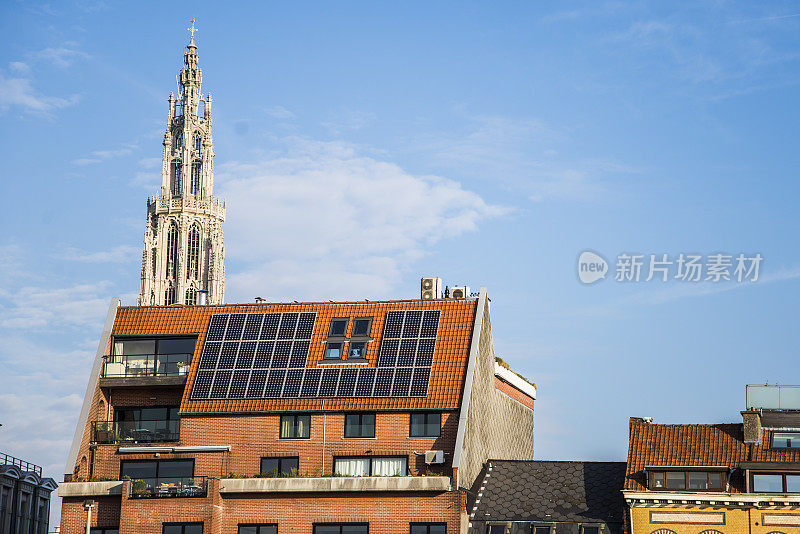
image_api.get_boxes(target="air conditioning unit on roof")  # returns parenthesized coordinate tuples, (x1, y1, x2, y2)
(450, 286, 470, 299)
(424, 450, 445, 464)
(420, 277, 442, 300)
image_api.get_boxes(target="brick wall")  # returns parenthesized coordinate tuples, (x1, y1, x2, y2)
(493, 377, 535, 411)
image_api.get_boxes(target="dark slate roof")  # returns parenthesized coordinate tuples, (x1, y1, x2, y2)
(471, 460, 626, 526)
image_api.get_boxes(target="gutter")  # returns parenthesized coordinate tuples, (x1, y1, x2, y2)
(65, 297, 119, 477)
(451, 287, 487, 489)
(117, 445, 231, 454)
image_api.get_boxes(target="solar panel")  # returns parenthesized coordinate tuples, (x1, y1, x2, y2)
(206, 315, 228, 341)
(392, 368, 412, 396)
(278, 313, 298, 339)
(283, 369, 303, 397)
(229, 370, 250, 398)
(289, 341, 310, 368)
(355, 368, 376, 397)
(410, 367, 430, 397)
(225, 314, 246, 340)
(296, 312, 315, 339)
(218, 342, 238, 369)
(373, 368, 394, 396)
(247, 370, 268, 397)
(210, 370, 232, 397)
(190, 310, 440, 400)
(337, 368, 358, 396)
(300, 368, 322, 397)
(242, 314, 263, 340)
(191, 370, 214, 399)
(260, 313, 280, 339)
(264, 370, 286, 397)
(199, 342, 220, 369)
(254, 341, 273, 368)
(318, 368, 340, 397)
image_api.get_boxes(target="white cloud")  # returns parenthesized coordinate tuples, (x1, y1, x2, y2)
(322, 109, 376, 134)
(9, 61, 30, 74)
(54, 244, 140, 264)
(0, 281, 114, 329)
(264, 105, 296, 119)
(32, 46, 89, 68)
(0, 69, 79, 115)
(218, 137, 507, 301)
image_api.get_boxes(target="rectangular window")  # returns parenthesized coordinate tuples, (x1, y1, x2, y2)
(163, 524, 203, 534)
(410, 524, 445, 534)
(486, 527, 505, 534)
(91, 529, 119, 534)
(329, 318, 349, 337)
(120, 459, 194, 480)
(753, 473, 784, 492)
(280, 414, 310, 439)
(334, 456, 407, 477)
(314, 525, 368, 534)
(352, 318, 372, 337)
(649, 470, 725, 491)
(260, 457, 299, 477)
(665, 471, 685, 489)
(772, 432, 800, 448)
(533, 528, 552, 534)
(238, 525, 277, 534)
(410, 413, 441, 437)
(324, 342, 343, 359)
(580, 528, 600, 534)
(344, 413, 375, 438)
(347, 341, 367, 359)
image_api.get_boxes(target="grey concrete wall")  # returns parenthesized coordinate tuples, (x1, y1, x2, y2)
(458, 301, 535, 490)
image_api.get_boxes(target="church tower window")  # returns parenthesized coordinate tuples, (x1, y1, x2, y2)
(171, 159, 183, 196)
(175, 132, 183, 150)
(166, 223, 179, 280)
(185, 286, 197, 305)
(165, 285, 176, 305)
(194, 133, 202, 152)
(187, 224, 200, 279)
(191, 160, 202, 195)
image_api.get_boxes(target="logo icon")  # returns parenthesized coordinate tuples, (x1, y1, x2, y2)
(578, 251, 608, 284)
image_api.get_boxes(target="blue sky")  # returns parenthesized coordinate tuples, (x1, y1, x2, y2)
(2, 0, 800, 525)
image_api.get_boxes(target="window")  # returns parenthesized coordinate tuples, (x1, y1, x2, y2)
(347, 341, 367, 359)
(280, 414, 310, 439)
(324, 342, 343, 359)
(91, 529, 119, 534)
(533, 528, 552, 534)
(772, 432, 800, 448)
(194, 133, 202, 153)
(238, 525, 277, 534)
(580, 527, 600, 534)
(163, 524, 203, 534)
(648, 470, 725, 491)
(334, 456, 407, 476)
(113, 406, 180, 442)
(329, 318, 349, 336)
(410, 524, 445, 534)
(352, 318, 372, 337)
(752, 472, 800, 493)
(261, 457, 299, 477)
(191, 160, 202, 194)
(121, 459, 194, 481)
(410, 413, 441, 437)
(166, 223, 179, 279)
(175, 132, 183, 149)
(186, 287, 197, 305)
(187, 224, 200, 279)
(313, 524, 368, 534)
(345, 413, 375, 438)
(486, 527, 505, 534)
(171, 159, 182, 196)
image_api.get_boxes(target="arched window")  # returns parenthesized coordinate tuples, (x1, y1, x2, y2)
(164, 285, 176, 306)
(191, 160, 202, 195)
(151, 247, 157, 277)
(166, 223, 179, 280)
(175, 132, 183, 150)
(194, 133, 202, 152)
(171, 159, 182, 196)
(187, 224, 200, 279)
(185, 287, 197, 305)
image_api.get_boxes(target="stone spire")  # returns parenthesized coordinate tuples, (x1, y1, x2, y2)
(138, 23, 226, 306)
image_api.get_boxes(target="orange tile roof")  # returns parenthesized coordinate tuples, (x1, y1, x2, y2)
(111, 299, 477, 414)
(626, 417, 800, 492)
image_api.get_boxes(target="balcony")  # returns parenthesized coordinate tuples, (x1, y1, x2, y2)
(747, 384, 800, 411)
(129, 476, 208, 498)
(219, 476, 452, 494)
(92, 420, 179, 444)
(100, 354, 192, 387)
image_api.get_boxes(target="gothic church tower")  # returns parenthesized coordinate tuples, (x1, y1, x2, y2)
(139, 24, 225, 306)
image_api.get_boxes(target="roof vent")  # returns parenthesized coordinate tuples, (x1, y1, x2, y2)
(420, 278, 442, 300)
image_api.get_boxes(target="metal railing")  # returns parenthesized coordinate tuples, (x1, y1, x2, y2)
(92, 420, 180, 444)
(102, 354, 192, 378)
(129, 476, 207, 498)
(746, 384, 800, 410)
(0, 452, 42, 475)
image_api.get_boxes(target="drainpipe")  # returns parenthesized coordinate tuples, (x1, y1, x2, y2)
(321, 399, 326, 475)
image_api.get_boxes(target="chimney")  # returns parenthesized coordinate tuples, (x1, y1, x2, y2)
(742, 409, 763, 444)
(196, 291, 208, 305)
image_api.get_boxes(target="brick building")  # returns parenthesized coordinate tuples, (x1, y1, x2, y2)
(58, 288, 536, 533)
(624, 385, 800, 534)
